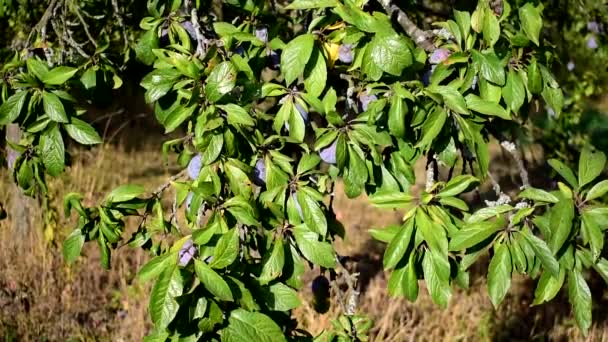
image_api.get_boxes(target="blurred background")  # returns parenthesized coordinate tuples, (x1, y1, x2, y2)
(2, 0, 608, 341)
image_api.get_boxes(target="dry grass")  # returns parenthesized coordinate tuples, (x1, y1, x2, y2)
(1, 135, 608, 341)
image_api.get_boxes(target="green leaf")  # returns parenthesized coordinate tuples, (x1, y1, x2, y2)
(532, 269, 565, 305)
(195, 260, 234, 301)
(548, 159, 578, 189)
(518, 187, 559, 203)
(259, 238, 285, 285)
(578, 147, 606, 188)
(40, 125, 65, 177)
(106, 184, 146, 202)
(205, 61, 237, 102)
(438, 175, 479, 198)
(388, 251, 418, 301)
(293, 226, 336, 268)
(164, 104, 197, 133)
(200, 134, 224, 166)
(42, 91, 68, 123)
(483, 11, 500, 47)
(568, 270, 592, 336)
(519, 3, 542, 45)
(63, 229, 84, 264)
(464, 94, 510, 119)
(304, 47, 327, 98)
(542, 86, 564, 118)
(466, 204, 513, 224)
(222, 309, 287, 342)
(370, 32, 413, 76)
(416, 107, 448, 149)
(581, 213, 603, 260)
(369, 225, 402, 243)
(26, 58, 49, 80)
(521, 230, 560, 278)
(149, 265, 183, 330)
(42, 66, 78, 85)
(281, 34, 315, 86)
(449, 221, 501, 251)
(368, 191, 415, 209)
(488, 243, 512, 308)
(262, 283, 301, 311)
(503, 70, 525, 113)
(431, 85, 470, 115)
(586, 180, 608, 201)
(422, 249, 451, 308)
(527, 58, 543, 94)
(138, 253, 174, 282)
(296, 191, 328, 236)
(388, 95, 406, 138)
(548, 198, 574, 254)
(285, 0, 338, 9)
(210, 228, 240, 269)
(472, 50, 505, 85)
(384, 220, 414, 269)
(0, 91, 28, 124)
(65, 117, 102, 145)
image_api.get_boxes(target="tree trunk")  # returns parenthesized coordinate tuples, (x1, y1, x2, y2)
(6, 123, 35, 237)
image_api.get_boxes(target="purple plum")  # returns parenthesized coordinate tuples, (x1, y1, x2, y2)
(268, 50, 280, 70)
(567, 61, 575, 71)
(422, 64, 437, 87)
(358, 92, 378, 112)
(181, 21, 197, 41)
(178, 239, 197, 267)
(588, 21, 601, 34)
(252, 159, 266, 186)
(547, 107, 556, 118)
(338, 44, 354, 63)
(234, 46, 245, 57)
(311, 275, 330, 297)
(255, 26, 269, 44)
(587, 36, 598, 49)
(319, 140, 337, 164)
(187, 154, 202, 180)
(429, 48, 451, 64)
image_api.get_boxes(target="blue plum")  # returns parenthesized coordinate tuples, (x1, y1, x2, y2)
(567, 61, 575, 71)
(319, 139, 337, 164)
(255, 26, 269, 44)
(187, 154, 202, 180)
(587, 36, 598, 49)
(252, 158, 266, 186)
(338, 44, 354, 63)
(358, 92, 378, 112)
(429, 48, 451, 64)
(178, 239, 197, 267)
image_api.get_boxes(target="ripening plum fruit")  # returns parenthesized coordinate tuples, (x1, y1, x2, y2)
(588, 21, 601, 34)
(255, 26, 269, 44)
(311, 275, 331, 313)
(178, 239, 197, 266)
(358, 92, 377, 112)
(422, 65, 437, 86)
(338, 44, 354, 63)
(181, 21, 197, 41)
(429, 48, 451, 64)
(587, 36, 598, 49)
(319, 139, 337, 164)
(567, 61, 575, 71)
(268, 50, 280, 70)
(187, 154, 202, 180)
(252, 159, 266, 186)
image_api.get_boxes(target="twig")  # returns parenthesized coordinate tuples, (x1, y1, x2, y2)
(111, 0, 129, 48)
(73, 5, 98, 48)
(500, 141, 530, 189)
(485, 172, 511, 207)
(190, 8, 209, 57)
(376, 0, 436, 52)
(425, 156, 435, 192)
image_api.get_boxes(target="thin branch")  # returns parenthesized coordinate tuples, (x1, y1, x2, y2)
(74, 5, 98, 48)
(500, 141, 530, 189)
(111, 0, 129, 48)
(376, 0, 436, 52)
(485, 172, 511, 207)
(425, 155, 435, 192)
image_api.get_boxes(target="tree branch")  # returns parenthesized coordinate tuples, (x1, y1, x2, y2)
(376, 0, 436, 52)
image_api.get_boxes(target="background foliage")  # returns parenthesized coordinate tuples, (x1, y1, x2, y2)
(1, 0, 608, 341)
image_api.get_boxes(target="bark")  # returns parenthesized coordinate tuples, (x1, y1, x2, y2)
(6, 124, 35, 237)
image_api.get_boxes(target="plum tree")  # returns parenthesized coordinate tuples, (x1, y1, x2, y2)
(1, 0, 608, 341)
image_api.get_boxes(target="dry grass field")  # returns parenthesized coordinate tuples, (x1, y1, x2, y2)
(1, 118, 608, 341)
